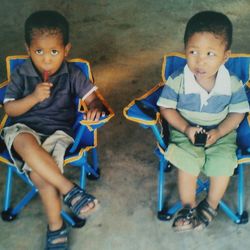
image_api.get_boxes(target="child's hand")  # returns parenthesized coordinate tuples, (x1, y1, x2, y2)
(205, 128, 221, 147)
(32, 82, 53, 102)
(84, 109, 105, 121)
(185, 126, 205, 144)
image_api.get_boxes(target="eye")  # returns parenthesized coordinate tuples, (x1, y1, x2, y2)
(35, 49, 43, 55)
(207, 51, 215, 56)
(51, 50, 59, 56)
(190, 50, 198, 55)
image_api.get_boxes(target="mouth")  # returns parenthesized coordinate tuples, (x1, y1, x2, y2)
(194, 69, 206, 77)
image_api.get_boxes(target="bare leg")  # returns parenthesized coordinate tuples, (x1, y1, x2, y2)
(30, 171, 63, 231)
(13, 133, 74, 195)
(30, 172, 68, 246)
(207, 176, 230, 209)
(172, 169, 198, 229)
(178, 169, 197, 208)
(13, 132, 97, 216)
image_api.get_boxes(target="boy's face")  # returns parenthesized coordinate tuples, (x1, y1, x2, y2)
(185, 32, 231, 85)
(26, 32, 71, 77)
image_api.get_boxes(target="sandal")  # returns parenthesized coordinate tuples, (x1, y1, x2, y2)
(45, 222, 68, 250)
(63, 184, 99, 219)
(172, 205, 203, 232)
(196, 199, 217, 227)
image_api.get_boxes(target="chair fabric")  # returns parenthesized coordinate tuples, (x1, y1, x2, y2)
(124, 52, 250, 224)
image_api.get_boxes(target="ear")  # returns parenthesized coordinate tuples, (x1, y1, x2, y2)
(25, 43, 31, 56)
(224, 50, 231, 63)
(64, 43, 72, 57)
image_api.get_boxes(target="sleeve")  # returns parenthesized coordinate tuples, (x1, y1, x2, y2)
(228, 76, 249, 113)
(70, 66, 97, 100)
(157, 75, 181, 109)
(4, 68, 25, 103)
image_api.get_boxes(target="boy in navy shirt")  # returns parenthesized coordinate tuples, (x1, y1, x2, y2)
(2, 10, 104, 249)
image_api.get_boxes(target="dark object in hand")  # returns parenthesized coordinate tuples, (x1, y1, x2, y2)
(194, 131, 207, 147)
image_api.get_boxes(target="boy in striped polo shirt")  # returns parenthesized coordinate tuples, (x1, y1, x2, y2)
(157, 11, 249, 232)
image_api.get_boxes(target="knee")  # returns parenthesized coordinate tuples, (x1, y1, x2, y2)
(13, 133, 39, 150)
(13, 133, 40, 155)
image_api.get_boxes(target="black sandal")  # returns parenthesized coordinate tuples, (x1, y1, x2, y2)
(45, 222, 68, 250)
(196, 199, 217, 227)
(172, 205, 203, 232)
(63, 184, 99, 219)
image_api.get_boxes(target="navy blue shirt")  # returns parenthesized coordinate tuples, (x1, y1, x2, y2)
(4, 59, 96, 137)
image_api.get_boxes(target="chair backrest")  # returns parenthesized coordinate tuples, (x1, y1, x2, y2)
(0, 56, 95, 148)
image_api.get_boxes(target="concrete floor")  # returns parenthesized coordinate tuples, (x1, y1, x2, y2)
(0, 0, 250, 249)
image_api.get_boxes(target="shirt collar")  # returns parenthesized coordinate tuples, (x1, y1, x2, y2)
(19, 58, 69, 78)
(184, 64, 231, 96)
(184, 64, 231, 109)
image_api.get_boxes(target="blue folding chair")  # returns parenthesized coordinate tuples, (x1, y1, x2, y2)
(124, 52, 250, 224)
(0, 55, 114, 227)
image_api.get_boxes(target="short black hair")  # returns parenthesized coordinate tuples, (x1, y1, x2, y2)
(25, 10, 69, 46)
(184, 11, 233, 50)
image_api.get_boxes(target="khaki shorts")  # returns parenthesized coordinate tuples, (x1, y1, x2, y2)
(1, 123, 74, 174)
(164, 128, 238, 177)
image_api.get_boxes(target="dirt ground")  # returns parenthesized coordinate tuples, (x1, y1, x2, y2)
(0, 0, 250, 249)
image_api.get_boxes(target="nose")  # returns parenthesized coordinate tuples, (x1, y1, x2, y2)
(196, 54, 206, 66)
(43, 53, 52, 64)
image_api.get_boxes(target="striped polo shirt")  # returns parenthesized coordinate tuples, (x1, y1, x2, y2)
(157, 64, 249, 128)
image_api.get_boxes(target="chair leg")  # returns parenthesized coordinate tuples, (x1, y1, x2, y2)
(1, 166, 38, 221)
(216, 164, 248, 224)
(236, 163, 248, 223)
(219, 200, 241, 223)
(157, 156, 178, 221)
(86, 149, 100, 180)
(157, 156, 165, 217)
(80, 163, 86, 190)
(91, 147, 99, 172)
(3, 166, 13, 212)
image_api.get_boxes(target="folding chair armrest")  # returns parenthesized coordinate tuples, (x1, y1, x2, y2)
(123, 99, 160, 126)
(69, 94, 114, 153)
(78, 90, 114, 129)
(123, 83, 164, 126)
(78, 112, 114, 129)
(69, 113, 114, 153)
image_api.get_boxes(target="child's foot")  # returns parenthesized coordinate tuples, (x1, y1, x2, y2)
(196, 199, 217, 226)
(172, 205, 204, 232)
(45, 222, 68, 250)
(172, 200, 217, 232)
(63, 184, 99, 219)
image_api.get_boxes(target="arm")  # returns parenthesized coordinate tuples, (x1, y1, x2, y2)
(4, 95, 39, 117)
(160, 107, 202, 144)
(4, 82, 53, 117)
(84, 92, 105, 121)
(206, 112, 245, 147)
